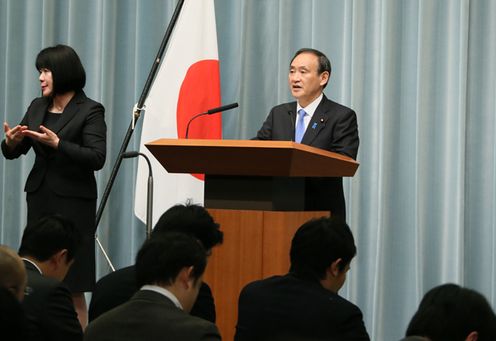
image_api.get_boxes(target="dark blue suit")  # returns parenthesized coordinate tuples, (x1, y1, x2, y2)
(22, 260, 82, 341)
(85, 290, 220, 341)
(255, 95, 359, 218)
(235, 274, 369, 341)
(88, 265, 216, 323)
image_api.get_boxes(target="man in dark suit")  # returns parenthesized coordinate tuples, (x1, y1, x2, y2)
(255, 48, 359, 219)
(85, 232, 221, 340)
(18, 215, 83, 341)
(88, 203, 223, 323)
(235, 217, 369, 341)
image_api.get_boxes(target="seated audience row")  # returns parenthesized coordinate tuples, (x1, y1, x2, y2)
(1, 205, 496, 341)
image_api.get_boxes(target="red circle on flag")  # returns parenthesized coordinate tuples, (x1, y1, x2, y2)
(176, 59, 222, 180)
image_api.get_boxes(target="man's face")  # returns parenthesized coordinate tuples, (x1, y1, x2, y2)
(288, 52, 329, 107)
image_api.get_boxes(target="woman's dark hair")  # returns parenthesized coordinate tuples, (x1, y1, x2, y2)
(35, 44, 86, 95)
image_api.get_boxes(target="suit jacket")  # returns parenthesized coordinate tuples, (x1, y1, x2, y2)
(21, 260, 82, 341)
(85, 289, 221, 341)
(88, 265, 216, 323)
(1, 90, 106, 199)
(235, 274, 369, 341)
(254, 95, 359, 218)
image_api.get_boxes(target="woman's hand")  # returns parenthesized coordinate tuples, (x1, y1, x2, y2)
(3, 122, 27, 149)
(22, 125, 60, 149)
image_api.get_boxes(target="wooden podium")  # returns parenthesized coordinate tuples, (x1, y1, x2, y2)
(146, 139, 359, 340)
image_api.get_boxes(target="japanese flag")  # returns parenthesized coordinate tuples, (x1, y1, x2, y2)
(135, 0, 221, 224)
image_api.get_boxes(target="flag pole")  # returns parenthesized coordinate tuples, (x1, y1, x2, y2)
(94, 0, 186, 270)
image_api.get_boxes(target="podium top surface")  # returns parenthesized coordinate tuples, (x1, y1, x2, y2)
(145, 139, 359, 177)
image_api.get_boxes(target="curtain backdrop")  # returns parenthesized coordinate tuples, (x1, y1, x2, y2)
(1, 1, 495, 340)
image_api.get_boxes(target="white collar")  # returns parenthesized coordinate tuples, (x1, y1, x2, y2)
(140, 284, 183, 310)
(297, 93, 323, 117)
(22, 257, 43, 275)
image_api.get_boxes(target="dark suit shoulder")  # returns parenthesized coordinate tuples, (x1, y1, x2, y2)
(24, 263, 62, 293)
(88, 265, 137, 322)
(320, 96, 354, 112)
(23, 265, 82, 341)
(86, 290, 220, 341)
(29, 96, 50, 107)
(237, 274, 369, 341)
(270, 101, 296, 113)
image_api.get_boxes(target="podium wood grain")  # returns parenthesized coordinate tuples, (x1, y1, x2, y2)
(204, 209, 328, 341)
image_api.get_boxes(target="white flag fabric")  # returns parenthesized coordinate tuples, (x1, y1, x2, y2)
(135, 0, 222, 225)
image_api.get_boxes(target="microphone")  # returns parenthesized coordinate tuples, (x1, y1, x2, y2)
(121, 151, 141, 158)
(206, 102, 239, 114)
(185, 102, 239, 139)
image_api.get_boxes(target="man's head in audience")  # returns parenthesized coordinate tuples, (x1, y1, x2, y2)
(135, 232, 207, 313)
(18, 215, 80, 282)
(152, 203, 223, 253)
(406, 283, 496, 341)
(289, 217, 356, 293)
(0, 245, 27, 301)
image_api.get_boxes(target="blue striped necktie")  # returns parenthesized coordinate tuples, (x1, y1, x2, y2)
(295, 109, 307, 143)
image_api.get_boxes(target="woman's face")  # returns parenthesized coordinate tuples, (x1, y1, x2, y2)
(39, 68, 53, 97)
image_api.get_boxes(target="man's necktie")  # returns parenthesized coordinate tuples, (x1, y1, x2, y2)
(295, 109, 307, 143)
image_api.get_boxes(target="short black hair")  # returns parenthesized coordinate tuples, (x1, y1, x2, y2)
(151, 204, 223, 251)
(406, 283, 496, 341)
(18, 215, 80, 262)
(135, 232, 207, 288)
(289, 217, 356, 281)
(35, 44, 86, 95)
(290, 48, 331, 88)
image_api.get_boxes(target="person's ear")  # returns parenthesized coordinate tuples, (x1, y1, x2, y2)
(49, 249, 68, 268)
(177, 266, 195, 290)
(465, 331, 478, 341)
(329, 258, 342, 277)
(319, 71, 330, 86)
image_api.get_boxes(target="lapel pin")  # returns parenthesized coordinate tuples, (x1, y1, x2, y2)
(312, 122, 318, 129)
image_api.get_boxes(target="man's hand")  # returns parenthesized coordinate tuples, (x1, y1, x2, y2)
(22, 125, 60, 149)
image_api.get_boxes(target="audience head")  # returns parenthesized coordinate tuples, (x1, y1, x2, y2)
(35, 44, 86, 95)
(18, 215, 80, 281)
(289, 217, 356, 293)
(152, 203, 223, 252)
(406, 283, 496, 341)
(135, 232, 207, 312)
(0, 245, 27, 301)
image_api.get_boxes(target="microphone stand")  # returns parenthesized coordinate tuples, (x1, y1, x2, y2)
(185, 103, 239, 139)
(121, 152, 153, 239)
(94, 0, 185, 272)
(185, 112, 209, 139)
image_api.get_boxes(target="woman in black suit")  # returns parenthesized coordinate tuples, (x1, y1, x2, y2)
(2, 44, 106, 328)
